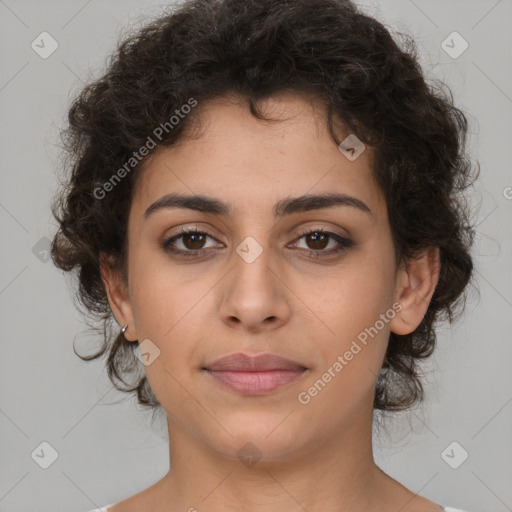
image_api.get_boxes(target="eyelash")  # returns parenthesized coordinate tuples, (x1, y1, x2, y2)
(162, 226, 354, 260)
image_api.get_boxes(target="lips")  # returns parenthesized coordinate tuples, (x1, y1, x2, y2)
(203, 353, 308, 395)
(205, 352, 307, 372)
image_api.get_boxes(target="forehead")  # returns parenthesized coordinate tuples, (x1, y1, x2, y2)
(131, 92, 385, 221)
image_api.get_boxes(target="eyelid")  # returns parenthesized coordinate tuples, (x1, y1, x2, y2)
(163, 226, 222, 249)
(162, 224, 354, 258)
(164, 225, 352, 243)
(164, 222, 350, 241)
(290, 226, 354, 252)
(294, 225, 347, 239)
(290, 220, 352, 240)
(163, 224, 224, 243)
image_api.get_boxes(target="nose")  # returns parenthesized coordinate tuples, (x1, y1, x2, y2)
(219, 240, 292, 333)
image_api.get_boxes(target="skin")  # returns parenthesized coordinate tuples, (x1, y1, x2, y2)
(101, 92, 441, 512)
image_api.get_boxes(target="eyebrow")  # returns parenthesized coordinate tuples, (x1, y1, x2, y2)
(143, 192, 372, 220)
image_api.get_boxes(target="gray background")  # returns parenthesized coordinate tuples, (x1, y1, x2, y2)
(0, 1, 511, 511)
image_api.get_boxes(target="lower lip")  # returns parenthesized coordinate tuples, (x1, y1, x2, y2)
(204, 369, 307, 395)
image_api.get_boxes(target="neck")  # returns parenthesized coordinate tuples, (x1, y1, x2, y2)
(151, 404, 390, 512)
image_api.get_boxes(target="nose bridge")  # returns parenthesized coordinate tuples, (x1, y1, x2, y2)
(231, 234, 276, 300)
(219, 232, 291, 329)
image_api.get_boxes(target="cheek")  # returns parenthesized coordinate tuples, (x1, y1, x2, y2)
(128, 247, 217, 339)
(127, 263, 209, 417)
(293, 239, 396, 396)
(298, 244, 395, 344)
(127, 253, 222, 379)
(294, 276, 393, 427)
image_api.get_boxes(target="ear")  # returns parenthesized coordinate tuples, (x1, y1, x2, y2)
(389, 246, 441, 335)
(100, 253, 137, 341)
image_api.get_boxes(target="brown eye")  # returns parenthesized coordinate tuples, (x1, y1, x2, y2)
(292, 228, 354, 259)
(162, 227, 220, 257)
(162, 227, 353, 260)
(181, 232, 207, 250)
(304, 231, 329, 250)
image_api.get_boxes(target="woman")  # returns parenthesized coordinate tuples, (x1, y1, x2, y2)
(51, 0, 477, 510)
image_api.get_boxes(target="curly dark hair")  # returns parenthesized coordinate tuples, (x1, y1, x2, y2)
(50, 0, 478, 412)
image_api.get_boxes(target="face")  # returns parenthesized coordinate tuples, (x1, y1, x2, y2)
(102, 92, 439, 464)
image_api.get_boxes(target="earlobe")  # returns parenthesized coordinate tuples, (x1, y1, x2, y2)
(99, 253, 136, 341)
(389, 247, 440, 336)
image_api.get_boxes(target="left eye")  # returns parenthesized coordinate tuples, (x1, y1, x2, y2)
(293, 229, 346, 251)
(290, 228, 354, 257)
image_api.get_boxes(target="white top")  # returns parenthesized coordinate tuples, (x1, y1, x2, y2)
(87, 505, 468, 512)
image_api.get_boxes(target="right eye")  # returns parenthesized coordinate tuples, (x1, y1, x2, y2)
(162, 227, 222, 257)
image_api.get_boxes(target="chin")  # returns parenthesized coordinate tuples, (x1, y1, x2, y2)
(203, 413, 310, 464)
